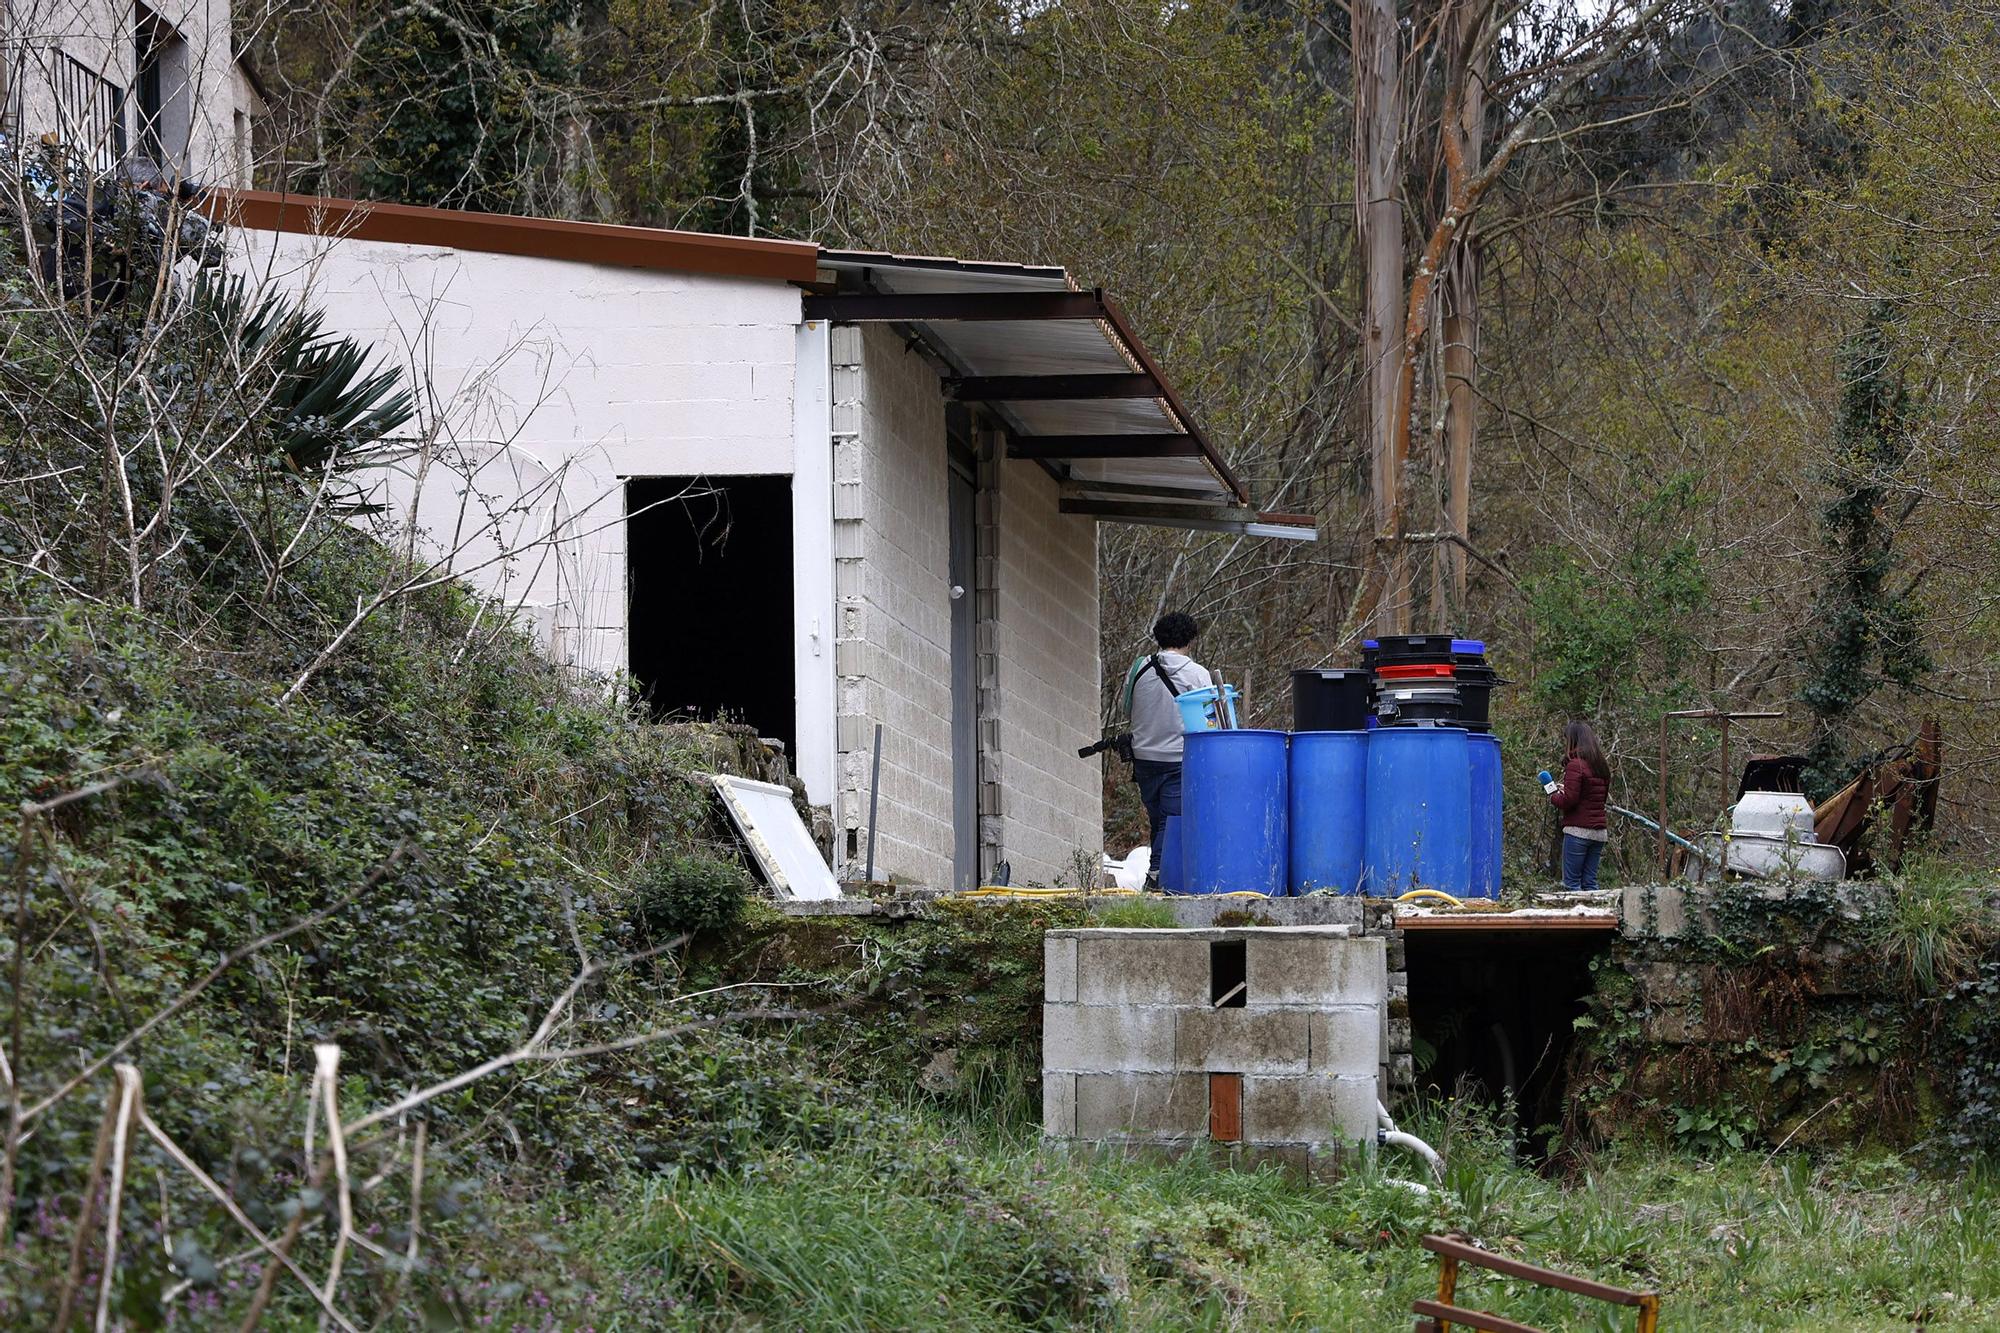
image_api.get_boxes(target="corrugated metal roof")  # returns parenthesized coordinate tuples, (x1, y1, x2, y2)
(817, 249, 1269, 517)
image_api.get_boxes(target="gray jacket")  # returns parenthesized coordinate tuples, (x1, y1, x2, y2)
(1128, 651, 1214, 763)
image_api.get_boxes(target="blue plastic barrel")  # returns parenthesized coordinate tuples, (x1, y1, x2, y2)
(1468, 733, 1502, 899)
(1183, 729, 1288, 895)
(1157, 814, 1184, 895)
(1290, 732, 1368, 894)
(1363, 727, 1472, 896)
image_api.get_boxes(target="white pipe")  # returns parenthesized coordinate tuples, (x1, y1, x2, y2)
(1382, 1129, 1445, 1183)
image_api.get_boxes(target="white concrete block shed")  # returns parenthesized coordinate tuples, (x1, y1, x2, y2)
(220, 190, 1313, 891)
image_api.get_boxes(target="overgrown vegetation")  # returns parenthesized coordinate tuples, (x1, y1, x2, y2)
(1571, 870, 1998, 1161)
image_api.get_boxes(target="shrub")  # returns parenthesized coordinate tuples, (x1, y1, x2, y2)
(635, 853, 753, 940)
(1872, 863, 1994, 996)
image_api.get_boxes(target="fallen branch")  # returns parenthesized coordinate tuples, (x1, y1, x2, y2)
(93, 1065, 142, 1333)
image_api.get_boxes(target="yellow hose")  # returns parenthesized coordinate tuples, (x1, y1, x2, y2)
(1396, 888, 1463, 907)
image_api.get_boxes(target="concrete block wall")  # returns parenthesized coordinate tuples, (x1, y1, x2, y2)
(991, 447, 1103, 883)
(831, 325, 954, 888)
(1043, 927, 1387, 1155)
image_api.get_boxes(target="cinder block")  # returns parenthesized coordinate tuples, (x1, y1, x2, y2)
(1042, 1004, 1177, 1073)
(1176, 1008, 1310, 1074)
(1074, 1072, 1208, 1140)
(1042, 1073, 1077, 1137)
(1045, 935, 1078, 1004)
(1242, 1075, 1377, 1144)
(1073, 934, 1209, 1007)
(1307, 1008, 1382, 1077)
(1245, 935, 1387, 1007)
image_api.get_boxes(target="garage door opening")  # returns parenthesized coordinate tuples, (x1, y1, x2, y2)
(627, 476, 794, 758)
(1404, 926, 1610, 1157)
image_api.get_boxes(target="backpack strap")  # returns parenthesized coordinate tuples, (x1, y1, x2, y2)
(1149, 653, 1184, 698)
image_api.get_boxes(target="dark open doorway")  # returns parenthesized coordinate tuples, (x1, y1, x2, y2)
(1404, 927, 1608, 1155)
(627, 476, 795, 757)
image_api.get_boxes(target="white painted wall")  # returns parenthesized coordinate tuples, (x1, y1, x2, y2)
(791, 319, 835, 806)
(231, 228, 1104, 887)
(4, 0, 255, 183)
(234, 231, 803, 689)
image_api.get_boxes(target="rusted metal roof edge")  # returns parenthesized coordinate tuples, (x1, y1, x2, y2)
(204, 189, 822, 284)
(1095, 294, 1249, 505)
(1396, 914, 1619, 932)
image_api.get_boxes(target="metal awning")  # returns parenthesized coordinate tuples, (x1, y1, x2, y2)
(812, 251, 1314, 541)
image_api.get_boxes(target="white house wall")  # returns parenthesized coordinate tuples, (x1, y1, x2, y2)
(4, 0, 253, 183)
(233, 229, 1105, 887)
(234, 231, 802, 687)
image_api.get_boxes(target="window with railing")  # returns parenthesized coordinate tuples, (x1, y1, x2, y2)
(50, 52, 126, 172)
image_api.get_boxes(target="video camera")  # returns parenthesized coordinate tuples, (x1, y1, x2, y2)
(1078, 732, 1135, 763)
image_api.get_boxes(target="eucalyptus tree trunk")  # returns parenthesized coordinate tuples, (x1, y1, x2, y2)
(1354, 0, 1407, 634)
(1439, 0, 1489, 621)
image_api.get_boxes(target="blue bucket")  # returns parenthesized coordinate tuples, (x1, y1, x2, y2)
(1290, 731, 1368, 894)
(1176, 685, 1241, 733)
(1363, 726, 1472, 897)
(1468, 733, 1502, 899)
(1157, 813, 1184, 894)
(1183, 729, 1288, 895)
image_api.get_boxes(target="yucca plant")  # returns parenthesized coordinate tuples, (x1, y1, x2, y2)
(192, 270, 417, 511)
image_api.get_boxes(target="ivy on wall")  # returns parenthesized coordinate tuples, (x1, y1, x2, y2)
(1797, 298, 1931, 801)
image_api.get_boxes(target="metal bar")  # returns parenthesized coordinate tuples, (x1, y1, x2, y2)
(1059, 498, 1256, 523)
(1719, 715, 1731, 878)
(1396, 916, 1618, 932)
(1407, 1300, 1539, 1333)
(1419, 1236, 1655, 1306)
(1097, 293, 1251, 503)
(1656, 708, 1785, 879)
(1059, 477, 1222, 501)
(802, 290, 1108, 322)
(1009, 434, 1204, 459)
(950, 373, 1159, 401)
(865, 722, 883, 883)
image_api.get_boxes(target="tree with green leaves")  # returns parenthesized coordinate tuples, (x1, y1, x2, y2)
(1797, 300, 1929, 800)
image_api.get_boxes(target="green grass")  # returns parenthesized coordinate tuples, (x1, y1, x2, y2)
(502, 1095, 2000, 1331)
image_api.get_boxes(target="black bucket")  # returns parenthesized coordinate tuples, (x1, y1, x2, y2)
(1371, 634, 1457, 666)
(1293, 668, 1372, 732)
(1454, 663, 1499, 732)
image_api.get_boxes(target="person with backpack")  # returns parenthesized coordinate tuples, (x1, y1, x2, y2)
(1549, 720, 1612, 891)
(1121, 612, 1214, 890)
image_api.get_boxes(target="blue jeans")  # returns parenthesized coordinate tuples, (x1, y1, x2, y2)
(1132, 759, 1182, 882)
(1562, 834, 1605, 892)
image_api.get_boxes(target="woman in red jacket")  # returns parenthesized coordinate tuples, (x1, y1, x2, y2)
(1551, 721, 1611, 891)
